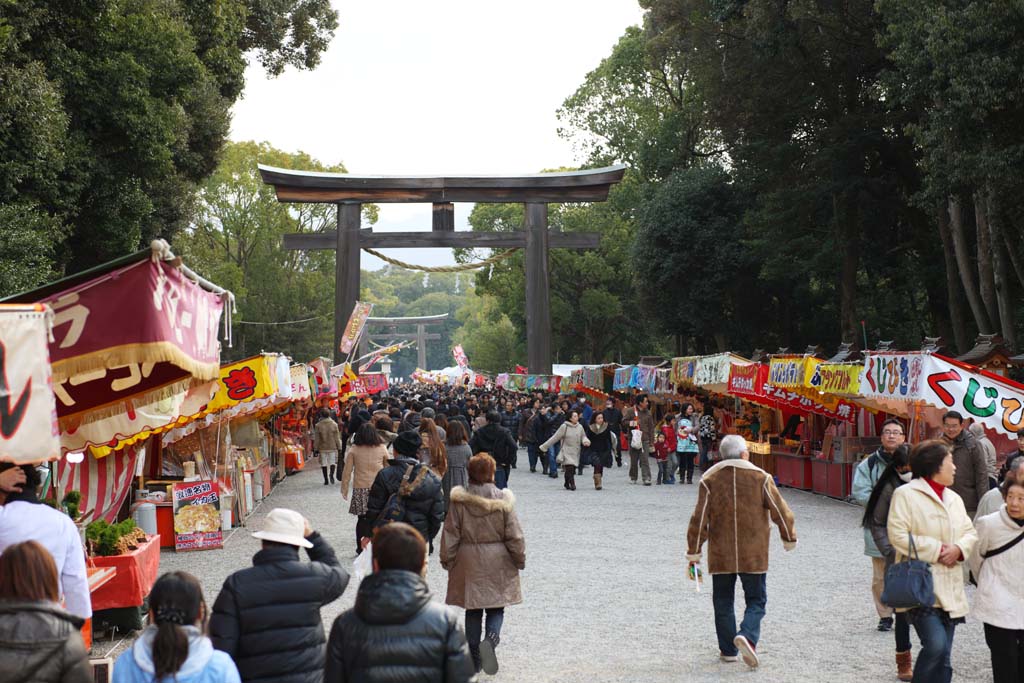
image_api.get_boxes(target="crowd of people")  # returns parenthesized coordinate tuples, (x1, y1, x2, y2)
(1, 381, 1023, 682)
(853, 412, 1024, 682)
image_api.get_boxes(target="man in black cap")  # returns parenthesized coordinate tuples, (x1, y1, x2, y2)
(364, 431, 445, 550)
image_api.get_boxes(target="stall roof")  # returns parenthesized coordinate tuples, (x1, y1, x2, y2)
(957, 333, 1013, 367)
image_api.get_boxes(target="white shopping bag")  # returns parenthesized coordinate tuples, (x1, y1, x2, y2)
(353, 542, 374, 582)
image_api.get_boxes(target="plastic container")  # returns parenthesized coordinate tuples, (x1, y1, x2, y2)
(133, 502, 158, 536)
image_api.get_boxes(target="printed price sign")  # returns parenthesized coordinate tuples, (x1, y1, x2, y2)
(172, 481, 223, 551)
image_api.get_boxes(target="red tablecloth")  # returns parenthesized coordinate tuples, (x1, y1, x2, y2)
(90, 535, 161, 610)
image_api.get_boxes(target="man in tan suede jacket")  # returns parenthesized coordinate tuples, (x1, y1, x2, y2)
(686, 434, 797, 669)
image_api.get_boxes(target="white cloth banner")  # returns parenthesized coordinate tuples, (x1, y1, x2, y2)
(0, 308, 60, 463)
(861, 352, 1024, 437)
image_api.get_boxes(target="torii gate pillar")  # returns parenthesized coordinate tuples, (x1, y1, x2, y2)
(524, 204, 551, 376)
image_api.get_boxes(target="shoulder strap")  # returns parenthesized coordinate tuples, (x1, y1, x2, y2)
(982, 529, 1024, 560)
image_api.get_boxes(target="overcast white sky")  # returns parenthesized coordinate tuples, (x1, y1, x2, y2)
(229, 0, 644, 269)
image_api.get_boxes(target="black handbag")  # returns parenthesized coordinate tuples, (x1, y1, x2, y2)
(881, 531, 935, 609)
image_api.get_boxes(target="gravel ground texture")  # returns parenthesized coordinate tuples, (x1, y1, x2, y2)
(142, 452, 994, 682)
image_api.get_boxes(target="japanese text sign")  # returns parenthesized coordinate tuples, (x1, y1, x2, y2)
(208, 355, 278, 414)
(806, 363, 862, 397)
(172, 480, 223, 551)
(916, 354, 1024, 437)
(339, 302, 373, 355)
(0, 307, 60, 463)
(453, 344, 469, 369)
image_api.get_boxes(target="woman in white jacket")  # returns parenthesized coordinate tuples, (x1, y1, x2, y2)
(887, 440, 978, 683)
(969, 473, 1024, 683)
(539, 410, 589, 491)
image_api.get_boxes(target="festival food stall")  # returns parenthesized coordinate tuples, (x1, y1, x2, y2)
(1, 241, 233, 637)
(726, 359, 860, 493)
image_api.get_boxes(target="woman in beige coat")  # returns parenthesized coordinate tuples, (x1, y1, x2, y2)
(339, 422, 390, 554)
(887, 440, 978, 683)
(440, 454, 526, 676)
(539, 409, 589, 491)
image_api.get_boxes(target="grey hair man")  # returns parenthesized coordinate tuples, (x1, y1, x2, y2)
(686, 434, 797, 669)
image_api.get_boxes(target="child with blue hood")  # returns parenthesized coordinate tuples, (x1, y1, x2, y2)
(114, 572, 239, 683)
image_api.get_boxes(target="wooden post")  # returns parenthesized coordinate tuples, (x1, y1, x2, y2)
(335, 203, 362, 364)
(416, 324, 427, 369)
(525, 203, 552, 374)
(432, 203, 455, 231)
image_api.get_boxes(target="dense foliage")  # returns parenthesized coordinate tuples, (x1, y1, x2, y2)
(0, 0, 338, 295)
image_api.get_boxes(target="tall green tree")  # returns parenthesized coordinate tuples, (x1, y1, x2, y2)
(0, 0, 338, 295)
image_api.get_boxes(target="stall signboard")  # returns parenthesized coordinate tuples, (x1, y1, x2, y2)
(496, 373, 510, 388)
(350, 373, 389, 397)
(289, 365, 312, 402)
(172, 480, 223, 551)
(207, 355, 279, 414)
(339, 302, 373, 355)
(309, 357, 338, 397)
(630, 366, 658, 392)
(728, 362, 857, 422)
(613, 366, 634, 391)
(728, 362, 767, 399)
(859, 353, 928, 402)
(695, 353, 739, 388)
(768, 356, 818, 389)
(807, 362, 863, 397)
(871, 353, 1024, 437)
(671, 357, 699, 386)
(0, 306, 60, 463)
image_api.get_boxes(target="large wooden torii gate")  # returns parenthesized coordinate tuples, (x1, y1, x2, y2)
(258, 165, 626, 373)
(358, 313, 449, 370)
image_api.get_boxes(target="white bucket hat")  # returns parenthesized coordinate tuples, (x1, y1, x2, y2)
(251, 508, 313, 548)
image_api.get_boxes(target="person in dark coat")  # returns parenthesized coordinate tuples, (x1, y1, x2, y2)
(325, 523, 476, 683)
(365, 431, 446, 547)
(601, 398, 623, 467)
(585, 413, 615, 490)
(210, 509, 349, 683)
(469, 410, 519, 490)
(0, 541, 91, 683)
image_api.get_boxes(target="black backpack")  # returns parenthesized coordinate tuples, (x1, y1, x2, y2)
(374, 464, 428, 529)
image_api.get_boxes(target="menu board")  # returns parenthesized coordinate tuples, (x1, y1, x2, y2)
(173, 481, 223, 551)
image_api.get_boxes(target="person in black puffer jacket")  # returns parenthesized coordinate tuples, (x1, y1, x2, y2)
(470, 410, 519, 490)
(210, 508, 349, 683)
(365, 432, 445, 546)
(325, 523, 476, 683)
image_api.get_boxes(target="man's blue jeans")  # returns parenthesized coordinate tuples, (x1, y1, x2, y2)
(712, 573, 767, 656)
(547, 443, 560, 477)
(911, 610, 956, 683)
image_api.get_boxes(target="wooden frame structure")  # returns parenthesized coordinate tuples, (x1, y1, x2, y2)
(358, 313, 449, 370)
(259, 164, 626, 372)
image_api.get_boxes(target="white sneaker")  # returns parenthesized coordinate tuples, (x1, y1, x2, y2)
(720, 653, 738, 663)
(733, 635, 759, 669)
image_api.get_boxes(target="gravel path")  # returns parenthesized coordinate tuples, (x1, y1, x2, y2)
(150, 453, 993, 682)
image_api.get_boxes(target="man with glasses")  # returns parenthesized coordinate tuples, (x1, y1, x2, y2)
(940, 410, 991, 518)
(852, 418, 907, 632)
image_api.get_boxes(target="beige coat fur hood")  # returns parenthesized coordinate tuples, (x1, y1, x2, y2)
(440, 483, 526, 609)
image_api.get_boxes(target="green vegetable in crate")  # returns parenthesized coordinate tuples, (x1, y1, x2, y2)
(85, 518, 148, 556)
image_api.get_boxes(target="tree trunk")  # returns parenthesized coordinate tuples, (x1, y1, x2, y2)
(834, 192, 860, 342)
(936, 205, 969, 353)
(948, 195, 992, 333)
(975, 193, 1001, 331)
(1000, 210, 1024, 292)
(986, 192, 1016, 348)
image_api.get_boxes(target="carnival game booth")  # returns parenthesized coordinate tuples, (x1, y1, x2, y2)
(0, 241, 232, 640)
